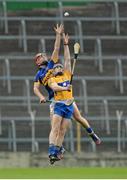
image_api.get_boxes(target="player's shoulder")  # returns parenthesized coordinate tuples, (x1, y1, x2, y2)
(36, 68, 43, 76)
(34, 68, 43, 82)
(47, 59, 55, 67)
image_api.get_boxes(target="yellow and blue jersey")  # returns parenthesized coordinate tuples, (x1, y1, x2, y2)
(48, 70, 73, 101)
(34, 60, 55, 100)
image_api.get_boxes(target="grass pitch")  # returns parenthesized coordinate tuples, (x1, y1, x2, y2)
(0, 167, 126, 179)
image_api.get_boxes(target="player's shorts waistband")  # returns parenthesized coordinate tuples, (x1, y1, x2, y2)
(55, 99, 72, 102)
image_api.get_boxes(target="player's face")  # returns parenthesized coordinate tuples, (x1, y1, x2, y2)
(54, 65, 63, 75)
(35, 53, 48, 66)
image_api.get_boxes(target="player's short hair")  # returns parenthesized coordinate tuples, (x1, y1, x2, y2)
(34, 53, 46, 62)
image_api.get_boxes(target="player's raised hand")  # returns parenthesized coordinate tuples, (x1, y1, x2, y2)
(63, 33, 69, 45)
(54, 24, 64, 35)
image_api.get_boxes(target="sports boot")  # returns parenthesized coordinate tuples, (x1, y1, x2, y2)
(89, 132, 101, 145)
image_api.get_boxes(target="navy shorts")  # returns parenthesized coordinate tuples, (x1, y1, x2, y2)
(54, 102, 74, 119)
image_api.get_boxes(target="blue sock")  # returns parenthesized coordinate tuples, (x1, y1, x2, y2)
(48, 144, 55, 156)
(86, 127, 93, 134)
(48, 144, 60, 156)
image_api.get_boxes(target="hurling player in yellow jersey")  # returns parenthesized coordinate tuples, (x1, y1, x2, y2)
(48, 59, 74, 164)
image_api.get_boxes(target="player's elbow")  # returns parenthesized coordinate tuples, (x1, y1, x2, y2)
(33, 87, 36, 94)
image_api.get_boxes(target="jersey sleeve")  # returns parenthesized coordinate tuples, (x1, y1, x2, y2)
(64, 70, 71, 80)
(34, 76, 39, 83)
(34, 71, 42, 85)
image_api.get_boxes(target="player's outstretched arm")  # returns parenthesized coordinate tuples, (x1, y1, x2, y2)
(51, 24, 64, 63)
(49, 82, 71, 92)
(63, 33, 71, 72)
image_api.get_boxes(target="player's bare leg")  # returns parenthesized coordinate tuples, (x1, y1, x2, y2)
(73, 102, 101, 145)
(49, 103, 56, 145)
(55, 118, 71, 159)
(49, 104, 66, 160)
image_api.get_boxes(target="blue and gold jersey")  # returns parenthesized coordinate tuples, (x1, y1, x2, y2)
(48, 70, 73, 101)
(34, 60, 54, 100)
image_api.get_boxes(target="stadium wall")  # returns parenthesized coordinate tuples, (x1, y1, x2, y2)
(0, 152, 127, 168)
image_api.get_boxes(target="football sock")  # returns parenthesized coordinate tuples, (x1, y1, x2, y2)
(86, 127, 94, 134)
(48, 144, 60, 157)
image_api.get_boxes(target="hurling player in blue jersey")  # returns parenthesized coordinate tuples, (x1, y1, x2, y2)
(33, 24, 101, 162)
(34, 24, 65, 158)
